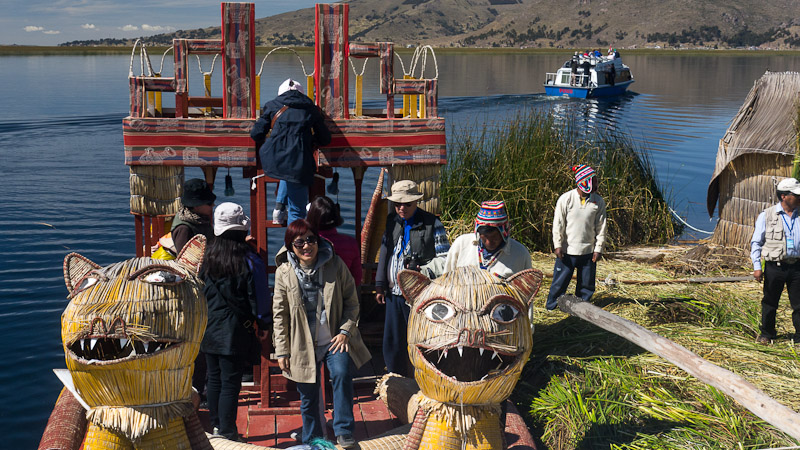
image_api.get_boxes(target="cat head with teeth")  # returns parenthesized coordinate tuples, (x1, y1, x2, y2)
(61, 235, 207, 411)
(398, 265, 542, 405)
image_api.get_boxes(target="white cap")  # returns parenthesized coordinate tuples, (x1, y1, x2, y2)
(278, 78, 304, 96)
(214, 202, 250, 236)
(777, 178, 800, 195)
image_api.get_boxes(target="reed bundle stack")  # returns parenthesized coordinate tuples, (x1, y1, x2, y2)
(707, 71, 800, 248)
(129, 166, 183, 216)
(389, 164, 441, 215)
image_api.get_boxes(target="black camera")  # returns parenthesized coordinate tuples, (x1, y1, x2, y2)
(403, 252, 421, 272)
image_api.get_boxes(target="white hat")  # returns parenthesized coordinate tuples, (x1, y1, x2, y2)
(214, 202, 250, 236)
(278, 78, 304, 96)
(777, 178, 800, 195)
(386, 180, 424, 203)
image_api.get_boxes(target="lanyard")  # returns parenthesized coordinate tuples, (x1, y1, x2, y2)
(782, 213, 796, 234)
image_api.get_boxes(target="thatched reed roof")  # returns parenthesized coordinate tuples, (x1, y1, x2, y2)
(707, 71, 800, 217)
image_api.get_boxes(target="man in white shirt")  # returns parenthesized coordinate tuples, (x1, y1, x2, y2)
(444, 200, 532, 279)
(750, 177, 800, 345)
(545, 165, 607, 310)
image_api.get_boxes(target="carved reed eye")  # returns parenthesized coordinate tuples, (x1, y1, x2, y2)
(74, 275, 99, 294)
(491, 303, 519, 323)
(424, 302, 455, 322)
(140, 270, 183, 285)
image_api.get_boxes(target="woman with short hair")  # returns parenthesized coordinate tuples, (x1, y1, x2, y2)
(272, 220, 370, 448)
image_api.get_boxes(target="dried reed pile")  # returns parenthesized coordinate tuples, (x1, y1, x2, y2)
(519, 252, 800, 449)
(129, 166, 183, 216)
(708, 71, 800, 248)
(441, 108, 678, 252)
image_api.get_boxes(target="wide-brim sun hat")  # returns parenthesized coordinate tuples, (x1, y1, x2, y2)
(182, 178, 216, 207)
(214, 202, 250, 236)
(386, 180, 424, 203)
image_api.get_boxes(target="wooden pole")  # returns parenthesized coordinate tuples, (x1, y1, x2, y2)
(557, 294, 800, 442)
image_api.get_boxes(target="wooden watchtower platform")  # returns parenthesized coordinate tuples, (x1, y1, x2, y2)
(121, 2, 446, 440)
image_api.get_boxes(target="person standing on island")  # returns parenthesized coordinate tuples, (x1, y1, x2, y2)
(251, 78, 331, 226)
(375, 180, 450, 376)
(444, 200, 532, 278)
(545, 165, 607, 311)
(751, 178, 800, 345)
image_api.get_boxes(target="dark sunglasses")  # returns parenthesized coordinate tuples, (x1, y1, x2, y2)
(394, 201, 414, 208)
(292, 235, 318, 249)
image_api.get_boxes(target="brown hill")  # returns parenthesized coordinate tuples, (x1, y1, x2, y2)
(61, 0, 800, 49)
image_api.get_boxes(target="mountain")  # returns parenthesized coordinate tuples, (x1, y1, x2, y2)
(61, 0, 800, 49)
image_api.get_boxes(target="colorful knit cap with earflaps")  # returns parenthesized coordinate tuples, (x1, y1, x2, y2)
(474, 200, 510, 241)
(573, 164, 596, 194)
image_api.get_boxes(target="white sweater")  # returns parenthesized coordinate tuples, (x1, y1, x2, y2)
(444, 233, 532, 278)
(552, 189, 607, 255)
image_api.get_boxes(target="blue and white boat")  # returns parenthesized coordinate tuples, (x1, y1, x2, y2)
(544, 51, 634, 98)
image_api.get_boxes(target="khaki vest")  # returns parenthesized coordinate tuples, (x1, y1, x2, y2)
(762, 206, 787, 262)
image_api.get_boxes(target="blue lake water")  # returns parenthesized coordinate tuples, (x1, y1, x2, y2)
(2, 51, 800, 448)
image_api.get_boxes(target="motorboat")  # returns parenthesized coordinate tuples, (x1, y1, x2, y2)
(544, 51, 634, 98)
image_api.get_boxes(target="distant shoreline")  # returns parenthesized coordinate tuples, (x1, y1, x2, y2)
(2, 45, 799, 57)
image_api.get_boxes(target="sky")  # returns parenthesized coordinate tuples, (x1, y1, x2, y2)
(0, 0, 321, 46)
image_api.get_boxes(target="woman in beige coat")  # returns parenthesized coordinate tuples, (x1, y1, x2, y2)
(272, 219, 370, 448)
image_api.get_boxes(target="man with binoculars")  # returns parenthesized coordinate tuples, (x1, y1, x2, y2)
(375, 180, 450, 376)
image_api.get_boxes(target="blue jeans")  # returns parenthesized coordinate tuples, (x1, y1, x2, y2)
(546, 254, 596, 310)
(276, 180, 288, 207)
(295, 347, 355, 443)
(282, 180, 308, 226)
(206, 353, 244, 440)
(383, 293, 411, 376)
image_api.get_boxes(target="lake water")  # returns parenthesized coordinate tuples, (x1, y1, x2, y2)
(2, 50, 800, 448)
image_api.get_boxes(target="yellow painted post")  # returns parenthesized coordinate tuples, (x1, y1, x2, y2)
(355, 75, 363, 117)
(203, 73, 212, 115)
(147, 89, 154, 117)
(419, 93, 426, 119)
(154, 73, 162, 117)
(307, 75, 314, 101)
(255, 74, 261, 112)
(402, 75, 411, 117)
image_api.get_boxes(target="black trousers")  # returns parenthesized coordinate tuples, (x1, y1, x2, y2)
(760, 261, 800, 338)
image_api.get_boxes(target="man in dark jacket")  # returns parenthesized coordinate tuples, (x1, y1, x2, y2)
(375, 180, 450, 376)
(251, 79, 332, 225)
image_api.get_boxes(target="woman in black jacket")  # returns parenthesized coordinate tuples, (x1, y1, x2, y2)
(200, 202, 260, 441)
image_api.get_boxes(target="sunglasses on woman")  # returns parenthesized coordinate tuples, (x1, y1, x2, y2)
(292, 235, 318, 248)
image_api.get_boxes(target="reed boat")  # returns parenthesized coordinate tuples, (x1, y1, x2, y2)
(544, 51, 634, 98)
(39, 2, 540, 449)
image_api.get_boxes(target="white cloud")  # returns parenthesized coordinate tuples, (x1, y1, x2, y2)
(141, 24, 173, 32)
(81, 23, 96, 29)
(24, 26, 44, 32)
(43, 30, 61, 35)
(120, 24, 139, 31)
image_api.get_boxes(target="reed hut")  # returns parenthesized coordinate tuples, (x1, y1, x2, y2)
(707, 71, 800, 248)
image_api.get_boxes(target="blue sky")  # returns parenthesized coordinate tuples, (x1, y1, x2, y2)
(0, 0, 320, 46)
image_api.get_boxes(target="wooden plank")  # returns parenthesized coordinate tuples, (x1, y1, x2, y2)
(558, 294, 800, 442)
(274, 413, 304, 446)
(221, 2, 256, 119)
(358, 393, 399, 438)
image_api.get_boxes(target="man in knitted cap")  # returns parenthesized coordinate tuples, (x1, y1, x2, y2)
(251, 78, 331, 226)
(546, 165, 607, 310)
(444, 200, 532, 278)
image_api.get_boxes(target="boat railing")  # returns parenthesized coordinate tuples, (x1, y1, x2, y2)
(545, 72, 589, 87)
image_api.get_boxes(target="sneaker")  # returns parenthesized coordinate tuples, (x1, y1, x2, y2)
(272, 208, 287, 225)
(290, 431, 301, 442)
(212, 427, 221, 436)
(756, 334, 771, 345)
(337, 434, 357, 449)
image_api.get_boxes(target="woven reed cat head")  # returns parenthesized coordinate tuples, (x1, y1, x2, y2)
(398, 266, 542, 405)
(61, 235, 207, 411)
